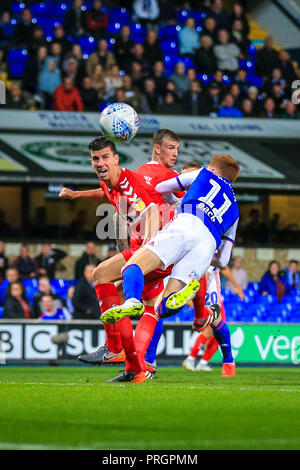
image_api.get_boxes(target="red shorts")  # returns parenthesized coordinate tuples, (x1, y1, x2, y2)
(121, 249, 173, 301)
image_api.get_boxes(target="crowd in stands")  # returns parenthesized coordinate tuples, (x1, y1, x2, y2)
(1, 0, 299, 118)
(0, 239, 299, 323)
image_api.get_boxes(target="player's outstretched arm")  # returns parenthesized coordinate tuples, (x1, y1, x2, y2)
(59, 187, 108, 202)
(155, 169, 201, 195)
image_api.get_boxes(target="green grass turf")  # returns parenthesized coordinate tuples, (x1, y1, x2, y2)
(0, 366, 300, 450)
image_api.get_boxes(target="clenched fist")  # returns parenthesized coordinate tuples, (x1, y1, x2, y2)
(59, 187, 77, 199)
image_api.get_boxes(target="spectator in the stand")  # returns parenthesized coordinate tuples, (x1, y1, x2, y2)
(233, 67, 250, 95)
(48, 42, 64, 69)
(113, 25, 135, 74)
(259, 261, 288, 301)
(156, 91, 182, 115)
(0, 11, 15, 47)
(86, 0, 109, 39)
(133, 0, 160, 29)
(230, 82, 243, 108)
(278, 50, 297, 86)
(114, 87, 127, 104)
(123, 74, 143, 111)
(87, 39, 116, 77)
(23, 45, 48, 94)
(5, 268, 20, 285)
(202, 80, 223, 116)
(51, 26, 73, 59)
(165, 79, 181, 102)
(64, 0, 88, 37)
(213, 69, 230, 97)
(140, 78, 159, 113)
(33, 276, 64, 318)
(171, 62, 190, 99)
(207, 0, 229, 29)
(179, 17, 199, 57)
(151, 61, 168, 96)
(158, 0, 177, 25)
(226, 256, 248, 293)
(106, 243, 118, 259)
(53, 77, 84, 111)
(144, 30, 163, 67)
(29, 26, 47, 56)
(91, 64, 107, 99)
(75, 241, 101, 279)
(131, 43, 151, 76)
(0, 241, 9, 280)
(72, 264, 101, 319)
(12, 245, 38, 279)
(13, 8, 37, 48)
(104, 64, 123, 100)
(194, 35, 217, 76)
(256, 36, 280, 79)
(262, 68, 286, 97)
(229, 2, 249, 37)
(39, 294, 71, 320)
(4, 83, 29, 110)
(283, 260, 300, 290)
(281, 101, 300, 119)
(218, 93, 242, 117)
(79, 76, 99, 111)
(268, 81, 286, 114)
(241, 99, 257, 117)
(231, 18, 250, 56)
(201, 17, 218, 42)
(214, 29, 241, 75)
(38, 59, 62, 109)
(64, 56, 85, 88)
(260, 97, 278, 118)
(183, 79, 203, 116)
(131, 61, 144, 91)
(247, 86, 262, 115)
(65, 285, 75, 316)
(69, 43, 87, 76)
(3, 282, 32, 319)
(35, 244, 67, 279)
(242, 208, 268, 244)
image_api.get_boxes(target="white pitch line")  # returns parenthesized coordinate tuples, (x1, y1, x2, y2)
(1, 437, 300, 450)
(0, 381, 300, 393)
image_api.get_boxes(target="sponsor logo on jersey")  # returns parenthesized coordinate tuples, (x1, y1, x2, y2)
(132, 198, 146, 212)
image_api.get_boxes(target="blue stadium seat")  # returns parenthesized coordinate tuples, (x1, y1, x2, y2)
(106, 21, 125, 35)
(7, 49, 29, 78)
(182, 56, 195, 69)
(248, 282, 259, 292)
(11, 2, 26, 15)
(0, 306, 3, 319)
(50, 279, 70, 299)
(130, 23, 146, 41)
(159, 25, 181, 41)
(164, 53, 180, 70)
(0, 280, 9, 306)
(160, 41, 179, 54)
(177, 10, 190, 25)
(108, 8, 130, 23)
(78, 36, 96, 53)
(191, 11, 206, 25)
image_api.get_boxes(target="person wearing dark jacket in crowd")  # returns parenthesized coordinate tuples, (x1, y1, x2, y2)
(259, 261, 288, 302)
(79, 76, 99, 111)
(64, 0, 88, 37)
(32, 275, 64, 318)
(35, 244, 67, 278)
(74, 242, 101, 279)
(0, 240, 9, 280)
(194, 35, 217, 76)
(3, 281, 32, 319)
(72, 265, 101, 319)
(229, 2, 250, 37)
(23, 45, 48, 94)
(144, 30, 163, 68)
(12, 245, 38, 279)
(13, 8, 37, 48)
(113, 25, 135, 74)
(86, 0, 108, 39)
(256, 36, 280, 79)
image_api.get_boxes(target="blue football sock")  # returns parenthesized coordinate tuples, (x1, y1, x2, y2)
(123, 264, 144, 301)
(212, 320, 234, 363)
(145, 319, 164, 364)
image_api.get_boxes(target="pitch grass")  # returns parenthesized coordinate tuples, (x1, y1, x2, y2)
(0, 366, 300, 450)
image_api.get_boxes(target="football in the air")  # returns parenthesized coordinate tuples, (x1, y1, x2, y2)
(99, 102, 140, 143)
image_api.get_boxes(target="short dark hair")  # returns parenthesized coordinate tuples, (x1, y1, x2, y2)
(181, 161, 201, 171)
(152, 129, 180, 146)
(89, 136, 117, 154)
(289, 260, 298, 265)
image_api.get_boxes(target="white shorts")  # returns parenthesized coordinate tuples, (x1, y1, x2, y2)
(205, 269, 221, 307)
(145, 213, 217, 285)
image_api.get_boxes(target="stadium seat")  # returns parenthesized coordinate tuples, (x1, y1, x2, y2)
(108, 8, 130, 23)
(50, 279, 70, 299)
(0, 306, 3, 319)
(159, 25, 180, 41)
(164, 53, 180, 70)
(7, 49, 29, 78)
(78, 36, 96, 53)
(0, 280, 9, 306)
(177, 10, 190, 25)
(11, 2, 26, 15)
(182, 56, 195, 69)
(160, 41, 179, 54)
(248, 282, 259, 292)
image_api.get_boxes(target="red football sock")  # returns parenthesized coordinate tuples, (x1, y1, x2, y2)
(95, 283, 122, 353)
(190, 333, 209, 358)
(117, 317, 143, 373)
(134, 306, 158, 372)
(202, 337, 219, 362)
(193, 276, 207, 322)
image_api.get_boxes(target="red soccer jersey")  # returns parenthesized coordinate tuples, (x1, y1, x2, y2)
(135, 161, 182, 193)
